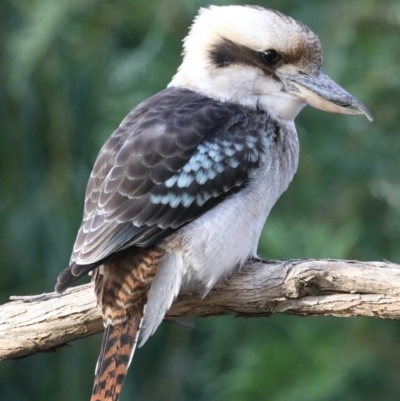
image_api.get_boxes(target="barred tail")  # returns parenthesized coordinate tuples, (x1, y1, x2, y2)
(90, 246, 165, 401)
(91, 311, 144, 401)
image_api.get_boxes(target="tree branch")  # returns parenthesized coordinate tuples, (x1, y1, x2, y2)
(1, 258, 400, 361)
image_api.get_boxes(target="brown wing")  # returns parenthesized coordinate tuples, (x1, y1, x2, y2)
(55, 88, 271, 292)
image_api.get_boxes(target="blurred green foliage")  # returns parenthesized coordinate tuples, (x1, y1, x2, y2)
(1, 0, 400, 400)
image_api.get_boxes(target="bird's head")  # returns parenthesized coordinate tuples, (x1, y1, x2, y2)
(169, 5, 372, 122)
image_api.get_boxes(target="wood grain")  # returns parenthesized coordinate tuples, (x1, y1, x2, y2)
(1, 258, 400, 360)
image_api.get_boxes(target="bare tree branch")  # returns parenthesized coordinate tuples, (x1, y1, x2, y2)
(1, 258, 400, 361)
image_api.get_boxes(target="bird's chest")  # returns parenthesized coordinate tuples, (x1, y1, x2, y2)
(180, 135, 299, 290)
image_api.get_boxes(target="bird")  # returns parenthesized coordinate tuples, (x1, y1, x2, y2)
(55, 5, 372, 401)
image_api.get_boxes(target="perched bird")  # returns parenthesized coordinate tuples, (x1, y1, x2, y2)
(55, 5, 372, 401)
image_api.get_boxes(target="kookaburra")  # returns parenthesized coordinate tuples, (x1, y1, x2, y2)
(55, 5, 372, 401)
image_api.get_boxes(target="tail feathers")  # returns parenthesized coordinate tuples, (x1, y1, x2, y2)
(55, 261, 101, 293)
(56, 250, 134, 294)
(91, 316, 143, 401)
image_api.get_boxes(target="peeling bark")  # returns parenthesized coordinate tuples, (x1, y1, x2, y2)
(1, 258, 400, 361)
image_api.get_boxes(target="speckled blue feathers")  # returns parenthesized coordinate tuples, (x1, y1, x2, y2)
(56, 88, 278, 291)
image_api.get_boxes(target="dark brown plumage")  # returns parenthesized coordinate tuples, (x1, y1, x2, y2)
(91, 247, 164, 401)
(55, 87, 270, 293)
(56, 87, 272, 401)
(54, 4, 372, 401)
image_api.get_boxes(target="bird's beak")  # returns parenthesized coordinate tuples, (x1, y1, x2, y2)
(285, 71, 373, 121)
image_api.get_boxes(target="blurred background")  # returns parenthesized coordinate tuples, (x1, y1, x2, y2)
(1, 0, 400, 400)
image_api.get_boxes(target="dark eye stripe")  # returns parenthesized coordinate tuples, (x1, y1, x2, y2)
(208, 38, 283, 79)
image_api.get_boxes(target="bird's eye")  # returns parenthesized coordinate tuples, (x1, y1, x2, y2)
(260, 49, 282, 66)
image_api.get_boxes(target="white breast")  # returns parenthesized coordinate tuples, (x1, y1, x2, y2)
(180, 125, 298, 291)
(140, 119, 299, 345)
